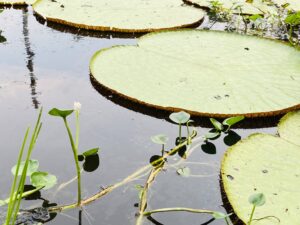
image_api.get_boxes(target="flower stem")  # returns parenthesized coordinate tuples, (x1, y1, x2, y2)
(63, 118, 81, 206)
(248, 205, 256, 225)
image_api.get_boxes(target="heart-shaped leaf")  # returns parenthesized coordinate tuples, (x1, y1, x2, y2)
(11, 159, 39, 176)
(151, 134, 168, 145)
(223, 116, 244, 127)
(48, 108, 73, 118)
(169, 111, 190, 124)
(248, 193, 266, 207)
(30, 171, 57, 190)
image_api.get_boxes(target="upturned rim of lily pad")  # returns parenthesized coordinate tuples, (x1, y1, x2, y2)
(32, 0, 206, 33)
(90, 30, 300, 118)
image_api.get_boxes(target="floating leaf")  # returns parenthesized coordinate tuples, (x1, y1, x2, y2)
(204, 131, 220, 140)
(210, 118, 223, 131)
(11, 159, 39, 176)
(82, 148, 99, 157)
(32, 0, 205, 32)
(90, 31, 300, 117)
(223, 116, 244, 127)
(151, 134, 168, 145)
(30, 172, 57, 190)
(222, 111, 300, 224)
(176, 167, 191, 177)
(285, 11, 300, 26)
(248, 193, 266, 207)
(48, 108, 73, 118)
(169, 111, 191, 124)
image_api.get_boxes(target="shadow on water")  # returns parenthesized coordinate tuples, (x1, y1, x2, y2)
(89, 75, 281, 129)
(22, 7, 40, 109)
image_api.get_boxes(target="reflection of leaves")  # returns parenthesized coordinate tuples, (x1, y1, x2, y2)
(224, 130, 241, 146)
(149, 155, 164, 167)
(0, 31, 6, 43)
(83, 154, 100, 172)
(23, 185, 41, 200)
(201, 142, 216, 154)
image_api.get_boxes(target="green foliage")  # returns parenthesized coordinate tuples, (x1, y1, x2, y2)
(151, 134, 168, 145)
(285, 11, 300, 26)
(135, 184, 144, 200)
(48, 108, 74, 119)
(11, 159, 39, 176)
(169, 111, 190, 124)
(248, 14, 263, 21)
(82, 148, 99, 157)
(209, 118, 224, 131)
(248, 193, 266, 207)
(30, 171, 57, 190)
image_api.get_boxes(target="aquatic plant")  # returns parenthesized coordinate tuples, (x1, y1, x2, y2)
(49, 103, 99, 206)
(248, 193, 266, 225)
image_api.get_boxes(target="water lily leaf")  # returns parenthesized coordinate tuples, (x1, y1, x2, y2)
(82, 148, 99, 157)
(32, 0, 205, 33)
(90, 30, 300, 117)
(184, 0, 276, 15)
(176, 167, 191, 177)
(30, 171, 57, 190)
(222, 111, 300, 225)
(151, 134, 168, 145)
(223, 116, 244, 127)
(48, 108, 73, 118)
(249, 193, 266, 207)
(169, 111, 191, 124)
(278, 111, 300, 146)
(11, 159, 39, 176)
(204, 131, 220, 140)
(210, 118, 223, 131)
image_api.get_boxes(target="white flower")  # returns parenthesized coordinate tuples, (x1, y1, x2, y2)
(74, 101, 81, 111)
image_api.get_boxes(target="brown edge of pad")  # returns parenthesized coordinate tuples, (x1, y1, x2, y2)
(89, 36, 300, 118)
(0, 1, 27, 6)
(220, 133, 267, 225)
(32, 1, 205, 33)
(32, 12, 205, 33)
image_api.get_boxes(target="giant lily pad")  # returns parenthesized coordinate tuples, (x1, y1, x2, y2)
(90, 30, 300, 117)
(221, 110, 300, 224)
(184, 0, 275, 15)
(32, 0, 205, 32)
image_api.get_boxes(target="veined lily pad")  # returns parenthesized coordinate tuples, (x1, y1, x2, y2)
(221, 110, 300, 225)
(184, 0, 275, 15)
(90, 30, 300, 117)
(32, 0, 205, 32)
(273, 0, 300, 11)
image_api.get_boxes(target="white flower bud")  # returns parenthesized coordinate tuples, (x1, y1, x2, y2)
(74, 101, 81, 111)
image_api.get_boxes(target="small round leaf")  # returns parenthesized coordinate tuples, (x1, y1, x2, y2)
(169, 111, 190, 124)
(151, 134, 169, 145)
(248, 193, 266, 207)
(11, 159, 39, 177)
(48, 108, 74, 118)
(30, 171, 57, 190)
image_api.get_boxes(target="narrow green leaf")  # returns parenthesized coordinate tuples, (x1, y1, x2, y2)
(11, 159, 39, 177)
(210, 118, 223, 131)
(82, 148, 99, 157)
(151, 134, 168, 145)
(48, 108, 74, 118)
(204, 131, 220, 140)
(223, 116, 244, 127)
(169, 111, 190, 124)
(248, 193, 266, 207)
(30, 171, 57, 190)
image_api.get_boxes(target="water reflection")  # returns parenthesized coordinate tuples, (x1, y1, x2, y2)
(22, 7, 39, 109)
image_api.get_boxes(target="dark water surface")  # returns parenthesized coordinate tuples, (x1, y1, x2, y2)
(0, 7, 277, 225)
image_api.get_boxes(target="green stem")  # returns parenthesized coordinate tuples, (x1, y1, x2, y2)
(248, 205, 256, 225)
(143, 207, 215, 216)
(225, 217, 230, 225)
(75, 110, 80, 150)
(63, 118, 81, 206)
(179, 123, 182, 141)
(1, 187, 43, 206)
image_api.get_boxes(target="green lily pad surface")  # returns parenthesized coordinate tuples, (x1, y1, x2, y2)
(184, 0, 275, 15)
(32, 0, 205, 32)
(221, 110, 300, 225)
(90, 30, 300, 117)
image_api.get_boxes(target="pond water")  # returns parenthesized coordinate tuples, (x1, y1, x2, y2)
(0, 6, 278, 225)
